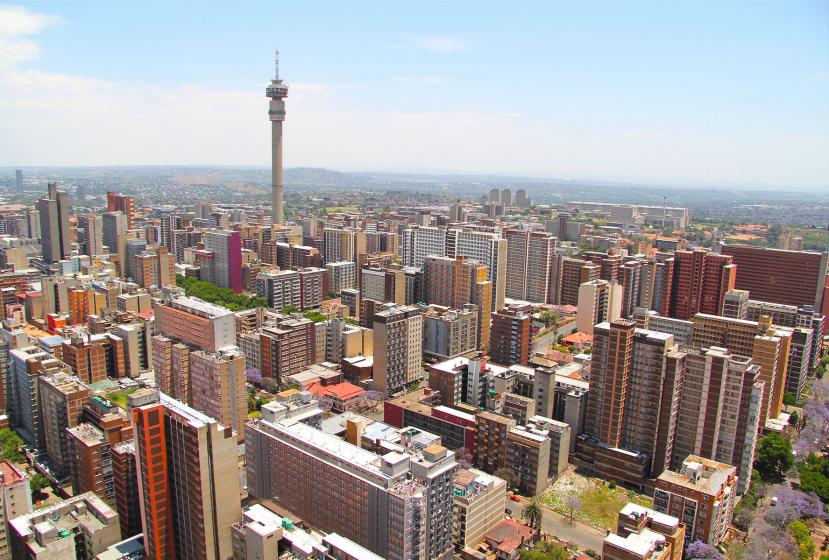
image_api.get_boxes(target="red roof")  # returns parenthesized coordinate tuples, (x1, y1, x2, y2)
(307, 381, 365, 401)
(563, 332, 593, 345)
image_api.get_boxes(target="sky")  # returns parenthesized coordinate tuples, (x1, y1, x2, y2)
(1, 1, 828, 190)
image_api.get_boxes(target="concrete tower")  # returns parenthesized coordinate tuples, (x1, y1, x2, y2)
(266, 51, 289, 225)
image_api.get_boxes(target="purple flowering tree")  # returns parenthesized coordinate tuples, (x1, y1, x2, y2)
(246, 368, 262, 386)
(685, 541, 722, 560)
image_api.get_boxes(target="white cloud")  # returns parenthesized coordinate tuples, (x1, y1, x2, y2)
(0, 4, 62, 67)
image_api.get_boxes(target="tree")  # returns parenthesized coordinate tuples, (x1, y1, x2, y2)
(754, 432, 793, 481)
(260, 377, 280, 394)
(29, 473, 50, 498)
(246, 368, 262, 386)
(303, 311, 328, 323)
(518, 541, 568, 560)
(764, 486, 826, 525)
(564, 495, 581, 524)
(788, 520, 815, 560)
(685, 540, 723, 560)
(0, 429, 25, 462)
(281, 304, 299, 314)
(538, 311, 559, 328)
(521, 498, 542, 530)
(789, 410, 799, 427)
(783, 392, 798, 410)
(795, 454, 829, 503)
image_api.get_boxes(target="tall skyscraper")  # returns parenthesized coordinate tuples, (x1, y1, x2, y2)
(266, 51, 289, 225)
(130, 389, 241, 560)
(669, 249, 736, 319)
(37, 182, 71, 263)
(577, 279, 623, 335)
(581, 320, 685, 486)
(124, 238, 147, 280)
(201, 230, 243, 293)
(106, 191, 135, 228)
(77, 214, 104, 257)
(14, 170, 23, 191)
(504, 230, 557, 303)
(102, 211, 128, 255)
(489, 303, 532, 366)
(371, 305, 424, 394)
(673, 347, 764, 494)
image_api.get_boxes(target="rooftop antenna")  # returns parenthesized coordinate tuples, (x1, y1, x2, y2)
(274, 50, 280, 81)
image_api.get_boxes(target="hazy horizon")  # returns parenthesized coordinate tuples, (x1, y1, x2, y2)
(1, 1, 827, 190)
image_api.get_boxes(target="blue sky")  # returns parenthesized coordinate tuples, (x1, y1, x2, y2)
(1, 1, 827, 189)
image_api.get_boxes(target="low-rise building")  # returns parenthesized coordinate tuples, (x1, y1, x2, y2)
(8, 492, 121, 560)
(603, 503, 684, 560)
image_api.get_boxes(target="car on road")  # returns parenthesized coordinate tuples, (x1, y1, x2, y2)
(509, 495, 521, 502)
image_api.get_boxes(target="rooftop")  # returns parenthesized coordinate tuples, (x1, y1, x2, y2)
(657, 455, 736, 496)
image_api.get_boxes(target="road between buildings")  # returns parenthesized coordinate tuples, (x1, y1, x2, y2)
(505, 497, 606, 554)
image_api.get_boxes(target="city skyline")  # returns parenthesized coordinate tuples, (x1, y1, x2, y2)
(1, 1, 828, 190)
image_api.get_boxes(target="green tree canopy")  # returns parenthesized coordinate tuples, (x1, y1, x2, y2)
(754, 432, 793, 481)
(0, 429, 24, 462)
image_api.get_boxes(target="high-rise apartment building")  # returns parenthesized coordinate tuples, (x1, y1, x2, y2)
(721, 244, 828, 310)
(361, 267, 406, 304)
(102, 211, 128, 259)
(690, 313, 785, 426)
(504, 231, 557, 303)
(722, 289, 750, 319)
(259, 318, 317, 384)
(153, 295, 236, 353)
(576, 279, 622, 335)
(8, 347, 52, 448)
(0, 461, 31, 560)
(112, 440, 142, 539)
(77, 214, 103, 257)
(38, 371, 89, 476)
(654, 456, 737, 546)
(669, 249, 736, 319)
(37, 183, 71, 264)
(246, 410, 457, 560)
(322, 227, 367, 264)
(65, 396, 132, 504)
(489, 304, 532, 366)
(134, 247, 175, 289)
(423, 255, 492, 352)
(107, 191, 135, 228)
(131, 389, 241, 560)
(673, 347, 763, 494)
(581, 320, 685, 486)
(190, 348, 247, 443)
(638, 256, 674, 316)
(447, 229, 507, 311)
(372, 305, 424, 394)
(124, 238, 147, 280)
(201, 230, 243, 293)
(401, 226, 446, 268)
(325, 261, 357, 295)
(423, 305, 479, 362)
(552, 257, 599, 306)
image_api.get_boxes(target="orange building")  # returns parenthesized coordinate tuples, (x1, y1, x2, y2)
(107, 191, 135, 228)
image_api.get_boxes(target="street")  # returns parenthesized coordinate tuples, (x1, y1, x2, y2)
(506, 497, 606, 554)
